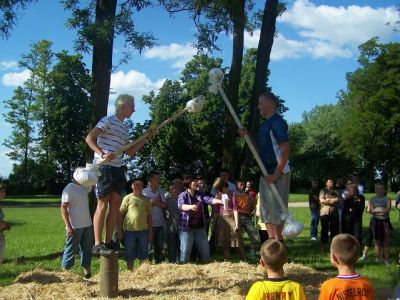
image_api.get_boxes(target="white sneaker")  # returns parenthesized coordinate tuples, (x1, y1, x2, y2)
(310, 237, 317, 241)
(359, 255, 367, 262)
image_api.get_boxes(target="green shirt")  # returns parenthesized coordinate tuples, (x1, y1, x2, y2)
(120, 194, 151, 231)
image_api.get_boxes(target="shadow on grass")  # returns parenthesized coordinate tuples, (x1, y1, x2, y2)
(4, 252, 63, 264)
(2, 200, 59, 206)
(16, 273, 62, 284)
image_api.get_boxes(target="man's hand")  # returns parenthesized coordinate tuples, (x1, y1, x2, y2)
(265, 173, 280, 184)
(67, 226, 75, 237)
(237, 128, 249, 137)
(102, 152, 115, 161)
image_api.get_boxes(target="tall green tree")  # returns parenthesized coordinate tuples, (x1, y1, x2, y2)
(46, 51, 91, 181)
(339, 38, 400, 190)
(2, 86, 35, 192)
(19, 40, 54, 162)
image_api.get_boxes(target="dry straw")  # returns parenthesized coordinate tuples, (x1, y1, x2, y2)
(0, 262, 340, 300)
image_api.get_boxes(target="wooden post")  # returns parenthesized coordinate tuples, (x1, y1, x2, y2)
(100, 252, 118, 298)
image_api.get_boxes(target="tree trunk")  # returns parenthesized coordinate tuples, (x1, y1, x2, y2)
(86, 0, 117, 163)
(239, 0, 279, 180)
(222, 0, 245, 178)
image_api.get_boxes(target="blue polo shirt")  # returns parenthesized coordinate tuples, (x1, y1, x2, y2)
(257, 113, 291, 174)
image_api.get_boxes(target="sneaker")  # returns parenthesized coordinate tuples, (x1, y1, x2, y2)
(92, 243, 114, 256)
(106, 240, 120, 251)
(384, 260, 390, 266)
(83, 272, 91, 279)
(310, 237, 317, 241)
(374, 257, 382, 263)
(359, 255, 367, 262)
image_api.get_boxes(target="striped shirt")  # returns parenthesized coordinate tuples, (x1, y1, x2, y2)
(93, 115, 130, 167)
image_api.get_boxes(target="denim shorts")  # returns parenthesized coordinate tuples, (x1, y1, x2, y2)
(95, 165, 126, 198)
(124, 230, 149, 261)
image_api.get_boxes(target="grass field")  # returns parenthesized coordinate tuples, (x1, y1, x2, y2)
(0, 198, 399, 294)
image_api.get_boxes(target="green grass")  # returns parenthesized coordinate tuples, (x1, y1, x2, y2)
(3, 195, 60, 206)
(0, 202, 399, 295)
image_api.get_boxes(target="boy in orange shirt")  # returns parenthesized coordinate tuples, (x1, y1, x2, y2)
(319, 233, 374, 300)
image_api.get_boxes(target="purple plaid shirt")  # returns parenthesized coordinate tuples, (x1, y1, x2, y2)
(178, 190, 214, 232)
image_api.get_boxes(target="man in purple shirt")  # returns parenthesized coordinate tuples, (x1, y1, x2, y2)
(178, 176, 222, 263)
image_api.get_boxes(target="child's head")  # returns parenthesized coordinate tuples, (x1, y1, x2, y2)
(169, 181, 179, 198)
(311, 179, 318, 188)
(236, 180, 245, 193)
(148, 171, 161, 187)
(212, 177, 229, 194)
(259, 239, 288, 272)
(330, 234, 360, 268)
(325, 178, 335, 189)
(0, 183, 6, 200)
(374, 182, 386, 197)
(197, 176, 207, 192)
(131, 178, 144, 194)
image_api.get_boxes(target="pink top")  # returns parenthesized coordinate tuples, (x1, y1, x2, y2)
(215, 191, 237, 216)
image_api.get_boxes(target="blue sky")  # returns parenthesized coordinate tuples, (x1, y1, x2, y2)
(0, 0, 399, 178)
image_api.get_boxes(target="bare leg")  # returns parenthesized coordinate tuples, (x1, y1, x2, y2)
(383, 247, 390, 262)
(238, 245, 246, 261)
(93, 196, 109, 245)
(375, 244, 382, 260)
(105, 192, 122, 243)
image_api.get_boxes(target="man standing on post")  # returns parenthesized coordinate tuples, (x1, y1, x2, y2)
(239, 91, 290, 242)
(86, 94, 152, 255)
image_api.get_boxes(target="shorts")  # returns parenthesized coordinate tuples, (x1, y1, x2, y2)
(259, 172, 290, 225)
(371, 218, 391, 247)
(95, 165, 126, 198)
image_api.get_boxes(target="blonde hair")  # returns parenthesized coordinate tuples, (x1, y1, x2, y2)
(212, 177, 228, 193)
(115, 94, 134, 113)
(331, 234, 360, 266)
(260, 239, 287, 272)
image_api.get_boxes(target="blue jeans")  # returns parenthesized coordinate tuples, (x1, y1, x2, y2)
(124, 230, 148, 261)
(310, 206, 320, 238)
(239, 214, 260, 248)
(166, 232, 180, 263)
(149, 226, 164, 263)
(61, 225, 94, 269)
(179, 228, 209, 263)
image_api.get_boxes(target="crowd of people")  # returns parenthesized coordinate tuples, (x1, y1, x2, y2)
(308, 176, 395, 266)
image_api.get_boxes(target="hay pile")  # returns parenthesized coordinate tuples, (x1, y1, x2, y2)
(0, 262, 332, 299)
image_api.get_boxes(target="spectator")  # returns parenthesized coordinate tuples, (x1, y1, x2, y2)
(177, 176, 223, 263)
(308, 179, 320, 241)
(118, 178, 152, 270)
(366, 183, 391, 265)
(319, 179, 339, 251)
(165, 181, 181, 263)
(142, 171, 167, 264)
(0, 184, 11, 265)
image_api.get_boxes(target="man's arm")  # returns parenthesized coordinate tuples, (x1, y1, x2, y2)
(85, 127, 115, 161)
(60, 203, 74, 236)
(266, 142, 290, 183)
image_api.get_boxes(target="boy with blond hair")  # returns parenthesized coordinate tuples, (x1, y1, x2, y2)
(319, 233, 374, 300)
(246, 240, 306, 300)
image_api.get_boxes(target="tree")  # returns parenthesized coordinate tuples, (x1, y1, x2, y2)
(2, 86, 35, 193)
(339, 38, 400, 190)
(46, 51, 91, 181)
(19, 40, 54, 162)
(0, 0, 37, 38)
(239, 0, 284, 180)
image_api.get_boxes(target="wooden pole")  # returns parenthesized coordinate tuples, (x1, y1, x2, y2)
(100, 252, 118, 298)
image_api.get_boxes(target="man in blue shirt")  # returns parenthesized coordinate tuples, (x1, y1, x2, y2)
(239, 91, 290, 241)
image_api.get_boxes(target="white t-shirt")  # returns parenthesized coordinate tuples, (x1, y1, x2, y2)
(93, 115, 130, 167)
(61, 183, 92, 229)
(142, 186, 166, 227)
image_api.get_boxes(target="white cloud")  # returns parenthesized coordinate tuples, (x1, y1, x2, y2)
(0, 61, 18, 70)
(1, 69, 31, 87)
(244, 0, 399, 60)
(143, 43, 197, 69)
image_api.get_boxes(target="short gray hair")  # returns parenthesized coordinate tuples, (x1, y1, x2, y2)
(115, 94, 134, 113)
